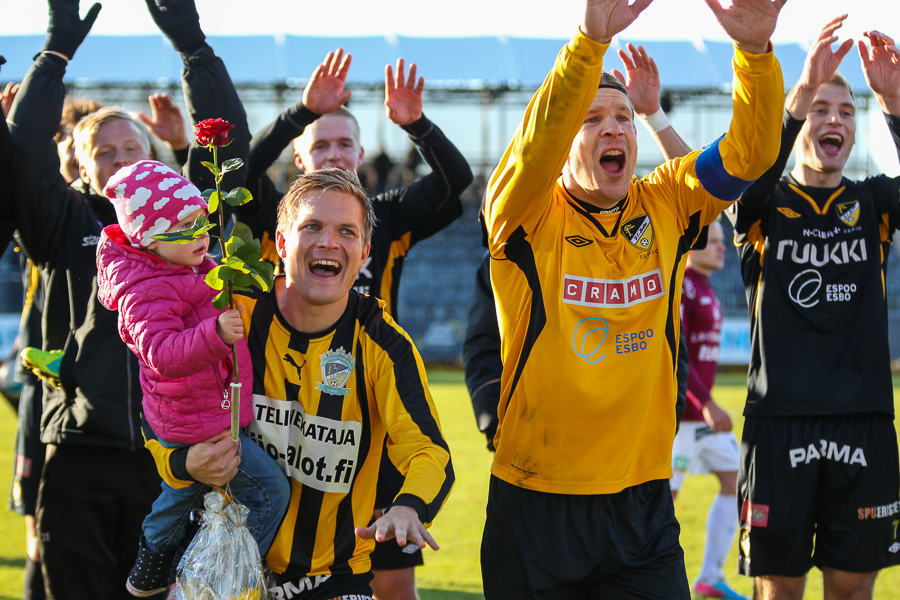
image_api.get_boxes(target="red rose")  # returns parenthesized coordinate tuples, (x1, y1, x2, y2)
(194, 118, 235, 147)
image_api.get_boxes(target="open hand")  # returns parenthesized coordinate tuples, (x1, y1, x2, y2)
(859, 30, 900, 113)
(704, 0, 787, 55)
(612, 43, 661, 116)
(582, 0, 653, 43)
(797, 15, 854, 94)
(384, 58, 424, 126)
(137, 93, 189, 150)
(355, 505, 438, 551)
(1, 82, 19, 118)
(302, 48, 353, 115)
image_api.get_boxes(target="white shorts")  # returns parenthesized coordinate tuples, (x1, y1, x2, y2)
(670, 421, 740, 492)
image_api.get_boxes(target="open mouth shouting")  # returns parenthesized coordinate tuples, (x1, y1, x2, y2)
(310, 258, 342, 277)
(818, 132, 844, 157)
(599, 149, 626, 176)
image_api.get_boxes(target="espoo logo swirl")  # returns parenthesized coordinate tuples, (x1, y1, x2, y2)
(788, 268, 822, 308)
(573, 317, 609, 363)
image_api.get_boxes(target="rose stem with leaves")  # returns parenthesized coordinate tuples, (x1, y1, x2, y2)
(209, 144, 242, 441)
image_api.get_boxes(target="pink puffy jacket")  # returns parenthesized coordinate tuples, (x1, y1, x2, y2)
(97, 225, 253, 444)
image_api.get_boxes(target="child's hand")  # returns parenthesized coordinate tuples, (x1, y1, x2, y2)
(216, 307, 244, 345)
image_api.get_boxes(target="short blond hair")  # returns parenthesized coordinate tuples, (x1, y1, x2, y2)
(823, 71, 855, 102)
(292, 107, 361, 156)
(73, 107, 150, 165)
(277, 167, 375, 244)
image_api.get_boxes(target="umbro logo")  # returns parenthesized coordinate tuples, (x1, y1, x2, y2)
(565, 235, 593, 248)
(777, 207, 801, 218)
(890, 542, 900, 554)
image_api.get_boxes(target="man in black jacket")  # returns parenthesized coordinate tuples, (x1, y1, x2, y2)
(7, 1, 249, 598)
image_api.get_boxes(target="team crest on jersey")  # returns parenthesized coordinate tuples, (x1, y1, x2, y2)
(621, 214, 653, 250)
(837, 201, 861, 227)
(777, 207, 801, 218)
(315, 348, 355, 396)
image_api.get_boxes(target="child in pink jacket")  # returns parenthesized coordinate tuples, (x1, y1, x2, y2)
(97, 160, 288, 597)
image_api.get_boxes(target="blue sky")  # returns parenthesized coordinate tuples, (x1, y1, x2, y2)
(2, 0, 897, 44)
(3, 1, 897, 175)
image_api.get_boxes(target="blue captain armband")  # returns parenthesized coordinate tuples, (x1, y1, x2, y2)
(695, 135, 754, 202)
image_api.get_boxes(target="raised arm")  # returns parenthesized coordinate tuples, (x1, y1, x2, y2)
(145, 0, 249, 195)
(888, 113, 900, 165)
(247, 48, 351, 181)
(658, 0, 785, 225)
(485, 0, 652, 243)
(378, 58, 473, 212)
(137, 92, 190, 155)
(240, 47, 352, 241)
(613, 42, 691, 160)
(0, 58, 18, 253)
(700, 0, 786, 180)
(731, 110, 803, 227)
(736, 15, 851, 221)
(787, 15, 854, 119)
(7, 0, 99, 267)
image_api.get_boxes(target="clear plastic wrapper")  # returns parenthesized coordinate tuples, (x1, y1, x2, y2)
(172, 489, 268, 600)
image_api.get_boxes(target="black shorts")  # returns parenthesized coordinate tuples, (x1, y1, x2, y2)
(481, 476, 690, 600)
(269, 572, 373, 600)
(369, 446, 424, 571)
(738, 414, 900, 577)
(369, 538, 424, 571)
(37, 444, 162, 600)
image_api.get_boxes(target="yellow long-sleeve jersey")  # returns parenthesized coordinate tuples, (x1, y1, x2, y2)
(484, 31, 783, 495)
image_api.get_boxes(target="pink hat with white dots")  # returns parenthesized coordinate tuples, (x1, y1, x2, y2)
(104, 160, 207, 248)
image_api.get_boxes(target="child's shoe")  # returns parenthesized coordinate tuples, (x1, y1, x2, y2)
(126, 536, 173, 598)
(20, 348, 63, 388)
(693, 578, 750, 600)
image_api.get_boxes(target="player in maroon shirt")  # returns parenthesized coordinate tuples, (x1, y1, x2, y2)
(672, 219, 747, 600)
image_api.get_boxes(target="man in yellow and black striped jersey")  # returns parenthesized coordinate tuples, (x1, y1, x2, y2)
(480, 0, 785, 598)
(151, 169, 454, 600)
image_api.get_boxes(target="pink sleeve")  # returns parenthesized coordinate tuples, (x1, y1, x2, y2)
(119, 283, 231, 379)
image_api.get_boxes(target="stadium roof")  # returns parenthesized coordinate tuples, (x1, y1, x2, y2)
(0, 34, 873, 93)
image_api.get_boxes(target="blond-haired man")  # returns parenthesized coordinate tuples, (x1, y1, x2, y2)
(172, 169, 454, 600)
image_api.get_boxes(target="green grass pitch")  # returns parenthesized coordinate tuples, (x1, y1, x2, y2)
(1, 369, 898, 599)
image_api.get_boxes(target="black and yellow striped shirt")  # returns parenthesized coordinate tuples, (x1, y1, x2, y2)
(237, 285, 453, 579)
